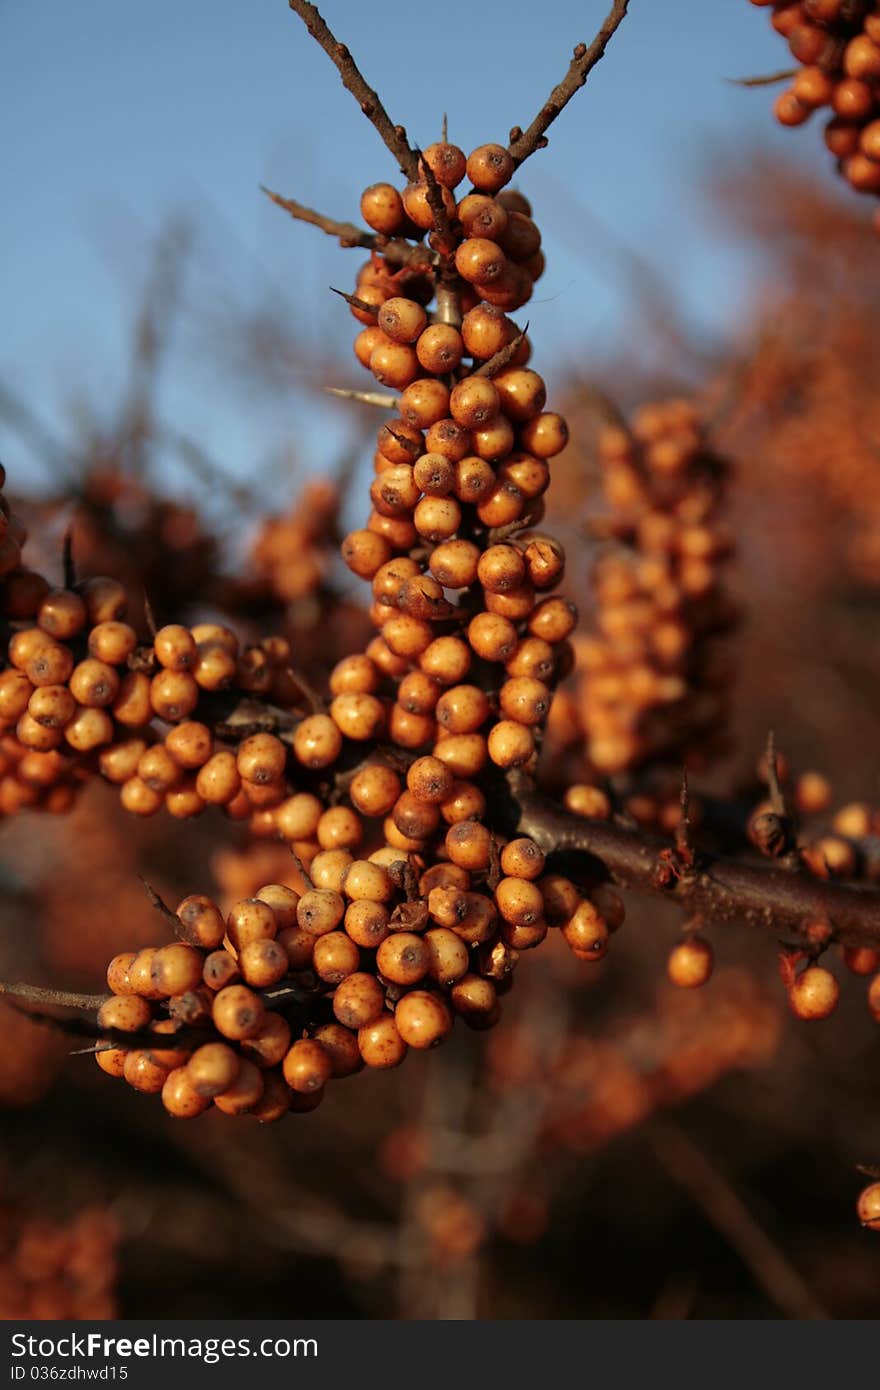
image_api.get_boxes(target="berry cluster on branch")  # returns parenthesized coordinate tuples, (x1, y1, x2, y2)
(749, 0, 880, 226)
(73, 132, 640, 1120)
(3, 0, 880, 1166)
(569, 399, 735, 776)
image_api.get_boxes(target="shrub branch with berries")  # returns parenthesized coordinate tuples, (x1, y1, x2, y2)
(747, 0, 880, 231)
(2, 2, 880, 1240)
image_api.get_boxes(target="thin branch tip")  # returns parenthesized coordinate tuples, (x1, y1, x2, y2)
(287, 0, 420, 180)
(507, 0, 631, 168)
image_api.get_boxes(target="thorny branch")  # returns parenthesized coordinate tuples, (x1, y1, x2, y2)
(508, 775, 880, 950)
(260, 186, 375, 248)
(0, 980, 319, 1049)
(287, 0, 420, 181)
(262, 184, 433, 269)
(507, 0, 631, 167)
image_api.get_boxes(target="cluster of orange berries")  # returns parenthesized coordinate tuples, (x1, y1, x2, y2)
(0, 556, 309, 824)
(244, 478, 340, 607)
(0, 1203, 118, 1320)
(753, 0, 880, 223)
(95, 855, 624, 1120)
(337, 151, 573, 789)
(566, 400, 733, 775)
(355, 141, 543, 373)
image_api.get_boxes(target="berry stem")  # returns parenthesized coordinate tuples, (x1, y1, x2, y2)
(139, 878, 184, 937)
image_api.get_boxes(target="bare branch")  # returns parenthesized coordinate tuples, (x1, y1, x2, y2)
(764, 731, 787, 817)
(507, 0, 631, 168)
(726, 69, 798, 88)
(650, 1123, 828, 1321)
(0, 981, 108, 1011)
(261, 185, 435, 272)
(509, 776, 880, 950)
(288, 845, 314, 891)
(675, 767, 692, 862)
(287, 0, 420, 181)
(260, 185, 375, 248)
(142, 593, 158, 640)
(139, 878, 184, 939)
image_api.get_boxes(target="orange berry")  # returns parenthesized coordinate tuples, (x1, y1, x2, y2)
(789, 966, 839, 1020)
(667, 936, 714, 988)
(394, 991, 453, 1049)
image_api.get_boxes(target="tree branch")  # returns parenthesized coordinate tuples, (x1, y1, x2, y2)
(507, 0, 631, 168)
(262, 185, 434, 270)
(260, 185, 375, 247)
(510, 778, 880, 949)
(0, 982, 108, 1011)
(287, 0, 420, 181)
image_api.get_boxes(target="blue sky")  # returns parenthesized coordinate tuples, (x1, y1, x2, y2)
(0, 1, 830, 502)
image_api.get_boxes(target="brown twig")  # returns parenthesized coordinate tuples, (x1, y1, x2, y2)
(507, 0, 631, 167)
(139, 878, 184, 939)
(0, 982, 108, 1011)
(287, 0, 420, 181)
(142, 594, 158, 641)
(283, 667, 326, 715)
(650, 1122, 828, 1320)
(675, 767, 693, 863)
(288, 845, 314, 891)
(764, 731, 787, 818)
(260, 186, 375, 248)
(261, 185, 432, 271)
(726, 69, 798, 88)
(487, 508, 543, 545)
